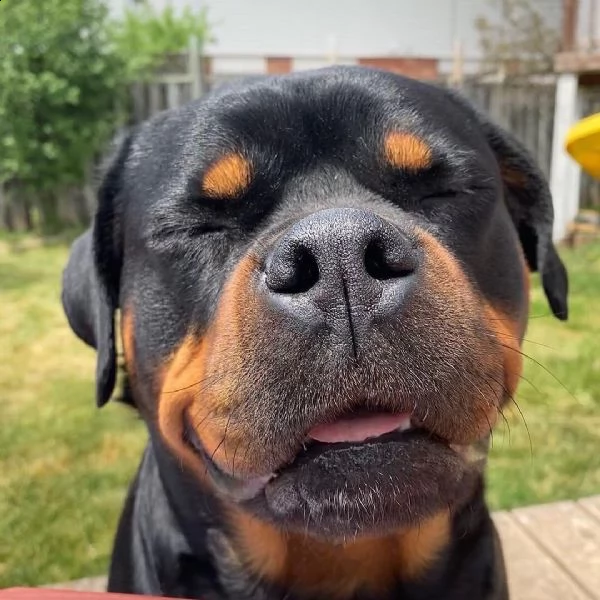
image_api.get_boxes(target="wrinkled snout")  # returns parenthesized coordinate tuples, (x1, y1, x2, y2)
(263, 208, 421, 354)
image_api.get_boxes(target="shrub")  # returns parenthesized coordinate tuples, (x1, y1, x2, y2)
(0, 0, 127, 232)
(0, 0, 212, 233)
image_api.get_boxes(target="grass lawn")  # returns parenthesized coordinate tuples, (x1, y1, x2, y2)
(0, 233, 599, 587)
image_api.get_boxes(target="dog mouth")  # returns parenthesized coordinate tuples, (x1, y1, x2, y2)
(183, 412, 419, 496)
(183, 410, 486, 537)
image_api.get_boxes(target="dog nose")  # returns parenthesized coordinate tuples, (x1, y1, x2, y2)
(264, 208, 420, 341)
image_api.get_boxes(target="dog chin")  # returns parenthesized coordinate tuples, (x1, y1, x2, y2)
(185, 421, 486, 540)
(247, 430, 484, 539)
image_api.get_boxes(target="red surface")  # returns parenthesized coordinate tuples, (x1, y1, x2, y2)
(0, 589, 191, 600)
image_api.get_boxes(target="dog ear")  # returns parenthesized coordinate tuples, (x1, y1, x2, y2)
(481, 121, 568, 320)
(444, 88, 568, 320)
(62, 131, 133, 406)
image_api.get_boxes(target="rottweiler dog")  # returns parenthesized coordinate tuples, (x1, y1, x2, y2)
(62, 66, 568, 600)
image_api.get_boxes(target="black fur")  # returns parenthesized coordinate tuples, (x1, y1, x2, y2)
(61, 67, 568, 599)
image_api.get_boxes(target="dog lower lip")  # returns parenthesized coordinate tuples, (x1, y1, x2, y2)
(181, 413, 420, 498)
(182, 412, 476, 512)
(247, 428, 478, 538)
(182, 418, 274, 501)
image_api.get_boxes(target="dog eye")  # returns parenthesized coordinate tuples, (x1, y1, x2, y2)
(145, 222, 230, 253)
(419, 184, 495, 205)
(189, 225, 230, 236)
(420, 190, 458, 201)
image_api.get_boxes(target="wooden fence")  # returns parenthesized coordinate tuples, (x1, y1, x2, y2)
(129, 39, 206, 124)
(6, 47, 597, 231)
(458, 79, 556, 178)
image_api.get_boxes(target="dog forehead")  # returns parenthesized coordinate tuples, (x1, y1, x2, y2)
(196, 69, 455, 145)
(178, 70, 487, 192)
(125, 68, 489, 213)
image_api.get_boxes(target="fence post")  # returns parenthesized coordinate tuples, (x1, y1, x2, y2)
(550, 73, 581, 242)
(131, 82, 146, 124)
(189, 36, 203, 99)
(149, 83, 161, 115)
(166, 82, 180, 110)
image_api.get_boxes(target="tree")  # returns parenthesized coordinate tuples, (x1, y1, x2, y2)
(475, 0, 561, 75)
(111, 3, 212, 81)
(0, 0, 128, 232)
(0, 0, 213, 234)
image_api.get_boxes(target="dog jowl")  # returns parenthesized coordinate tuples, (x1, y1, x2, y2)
(62, 67, 568, 600)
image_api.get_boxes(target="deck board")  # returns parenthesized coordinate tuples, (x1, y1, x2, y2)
(578, 495, 600, 524)
(511, 500, 600, 598)
(35, 495, 600, 599)
(493, 511, 591, 600)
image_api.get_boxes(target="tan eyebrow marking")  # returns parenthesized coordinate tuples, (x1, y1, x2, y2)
(384, 132, 433, 171)
(202, 153, 252, 198)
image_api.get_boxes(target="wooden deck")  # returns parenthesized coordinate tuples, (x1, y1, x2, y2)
(44, 496, 600, 599)
(493, 496, 600, 599)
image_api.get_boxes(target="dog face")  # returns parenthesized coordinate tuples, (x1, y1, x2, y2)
(63, 68, 567, 543)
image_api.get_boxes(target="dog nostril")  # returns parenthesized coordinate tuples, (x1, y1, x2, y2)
(364, 239, 414, 281)
(268, 246, 320, 294)
(289, 248, 320, 293)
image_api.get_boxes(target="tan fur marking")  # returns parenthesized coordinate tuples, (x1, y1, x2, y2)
(384, 132, 432, 170)
(420, 226, 526, 401)
(396, 511, 451, 579)
(230, 509, 450, 597)
(417, 228, 503, 433)
(483, 303, 524, 398)
(418, 230, 465, 292)
(121, 308, 135, 375)
(202, 153, 251, 198)
(484, 247, 529, 399)
(158, 334, 209, 476)
(157, 254, 261, 476)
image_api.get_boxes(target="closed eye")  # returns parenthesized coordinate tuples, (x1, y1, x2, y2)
(421, 190, 458, 200)
(421, 190, 462, 201)
(187, 224, 232, 236)
(144, 220, 235, 254)
(420, 186, 492, 202)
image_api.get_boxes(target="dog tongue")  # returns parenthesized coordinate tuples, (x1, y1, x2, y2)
(308, 413, 411, 444)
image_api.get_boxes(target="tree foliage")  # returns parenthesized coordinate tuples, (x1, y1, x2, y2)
(111, 3, 212, 80)
(0, 0, 212, 233)
(476, 0, 561, 75)
(0, 0, 126, 231)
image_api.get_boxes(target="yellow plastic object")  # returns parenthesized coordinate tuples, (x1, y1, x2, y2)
(565, 112, 600, 178)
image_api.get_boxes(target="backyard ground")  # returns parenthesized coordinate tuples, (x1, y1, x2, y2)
(1, 233, 599, 587)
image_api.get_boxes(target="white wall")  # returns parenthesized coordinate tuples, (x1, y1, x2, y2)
(576, 0, 600, 48)
(108, 0, 497, 60)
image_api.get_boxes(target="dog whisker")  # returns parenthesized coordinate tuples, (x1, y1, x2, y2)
(497, 342, 575, 401)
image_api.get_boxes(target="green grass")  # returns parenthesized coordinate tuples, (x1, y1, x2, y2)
(0, 235, 146, 587)
(486, 240, 600, 508)
(0, 234, 599, 587)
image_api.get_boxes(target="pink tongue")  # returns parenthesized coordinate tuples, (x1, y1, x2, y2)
(308, 413, 411, 444)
